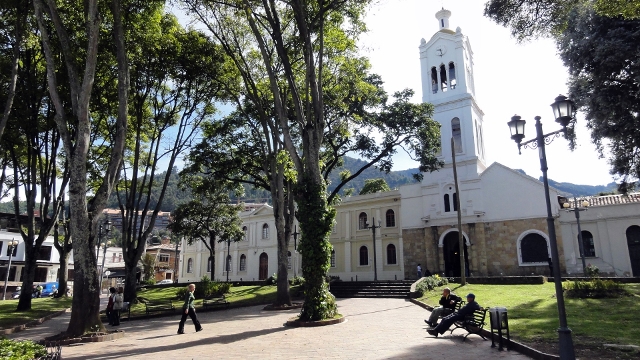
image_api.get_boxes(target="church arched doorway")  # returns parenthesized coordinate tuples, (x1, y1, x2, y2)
(626, 226, 640, 277)
(259, 253, 268, 280)
(443, 231, 469, 277)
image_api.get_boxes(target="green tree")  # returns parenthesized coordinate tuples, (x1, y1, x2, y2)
(359, 178, 391, 195)
(182, 0, 441, 320)
(168, 176, 245, 280)
(594, 0, 640, 19)
(557, 6, 640, 192)
(141, 253, 156, 282)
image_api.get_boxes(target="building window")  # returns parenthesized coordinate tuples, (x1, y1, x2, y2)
(226, 255, 232, 272)
(431, 67, 438, 94)
(239, 254, 247, 271)
(243, 226, 248, 241)
(36, 246, 52, 261)
(440, 64, 448, 92)
(517, 230, 550, 265)
(448, 62, 457, 89)
(6, 243, 17, 257)
(580, 231, 596, 257)
(187, 258, 193, 273)
(386, 209, 395, 227)
(207, 258, 212, 272)
(387, 244, 397, 265)
(330, 250, 336, 268)
(287, 251, 292, 269)
(159, 254, 169, 262)
(443, 186, 457, 213)
(359, 212, 368, 230)
(444, 194, 451, 212)
(262, 224, 269, 239)
(452, 118, 462, 153)
(166, 273, 172, 280)
(359, 246, 368, 266)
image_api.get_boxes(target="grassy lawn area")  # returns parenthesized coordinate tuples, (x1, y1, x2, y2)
(129, 284, 301, 317)
(0, 297, 72, 330)
(417, 282, 640, 350)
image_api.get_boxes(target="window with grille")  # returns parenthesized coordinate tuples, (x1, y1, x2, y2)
(287, 251, 292, 269)
(387, 244, 397, 265)
(386, 209, 395, 227)
(580, 231, 596, 257)
(330, 250, 336, 267)
(359, 212, 368, 230)
(187, 258, 193, 273)
(359, 246, 368, 266)
(262, 224, 269, 239)
(239, 254, 247, 271)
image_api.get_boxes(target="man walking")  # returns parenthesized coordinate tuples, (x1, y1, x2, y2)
(417, 264, 422, 279)
(427, 293, 480, 337)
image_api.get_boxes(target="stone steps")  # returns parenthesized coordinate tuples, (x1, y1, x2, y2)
(329, 281, 412, 299)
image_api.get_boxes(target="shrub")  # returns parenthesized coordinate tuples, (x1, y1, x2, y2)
(175, 287, 188, 300)
(564, 279, 628, 298)
(415, 275, 449, 297)
(585, 263, 600, 278)
(0, 339, 47, 360)
(289, 276, 305, 286)
(142, 279, 156, 286)
(265, 273, 278, 285)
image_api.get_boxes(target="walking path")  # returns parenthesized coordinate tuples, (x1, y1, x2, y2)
(8, 298, 529, 360)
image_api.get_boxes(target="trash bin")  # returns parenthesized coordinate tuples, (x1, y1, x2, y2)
(489, 307, 510, 351)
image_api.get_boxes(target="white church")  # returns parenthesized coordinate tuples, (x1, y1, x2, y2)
(179, 9, 640, 283)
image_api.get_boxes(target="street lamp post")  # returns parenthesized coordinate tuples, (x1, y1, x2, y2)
(226, 238, 231, 282)
(563, 198, 590, 277)
(366, 218, 382, 281)
(2, 239, 19, 300)
(507, 95, 577, 360)
(99, 220, 112, 292)
(292, 226, 300, 277)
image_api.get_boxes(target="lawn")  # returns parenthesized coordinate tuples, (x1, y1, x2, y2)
(417, 282, 640, 349)
(0, 297, 73, 330)
(128, 284, 302, 317)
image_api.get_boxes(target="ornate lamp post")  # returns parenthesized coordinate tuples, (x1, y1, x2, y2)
(507, 94, 577, 360)
(292, 226, 300, 277)
(563, 198, 590, 277)
(99, 220, 112, 291)
(2, 238, 19, 300)
(366, 218, 382, 281)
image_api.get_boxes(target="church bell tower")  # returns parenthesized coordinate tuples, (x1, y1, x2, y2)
(419, 9, 486, 178)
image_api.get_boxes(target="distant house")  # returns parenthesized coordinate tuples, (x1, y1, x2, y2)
(145, 237, 180, 283)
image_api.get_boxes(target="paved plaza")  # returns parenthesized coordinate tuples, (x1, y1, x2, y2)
(8, 298, 530, 360)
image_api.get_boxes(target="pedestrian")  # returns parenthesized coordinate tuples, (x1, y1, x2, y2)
(106, 287, 116, 325)
(427, 293, 481, 337)
(177, 283, 202, 334)
(112, 287, 124, 326)
(35, 284, 43, 298)
(417, 264, 422, 278)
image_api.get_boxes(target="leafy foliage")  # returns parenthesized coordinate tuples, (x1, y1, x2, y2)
(175, 276, 231, 299)
(414, 275, 450, 297)
(557, 6, 640, 191)
(594, 0, 640, 19)
(0, 339, 47, 360)
(585, 263, 600, 278)
(563, 278, 627, 298)
(358, 178, 391, 195)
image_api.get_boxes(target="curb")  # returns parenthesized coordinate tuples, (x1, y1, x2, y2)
(410, 299, 560, 360)
(285, 316, 346, 327)
(38, 330, 126, 346)
(1, 308, 71, 336)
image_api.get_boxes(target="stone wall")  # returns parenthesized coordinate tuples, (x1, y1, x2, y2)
(402, 217, 566, 278)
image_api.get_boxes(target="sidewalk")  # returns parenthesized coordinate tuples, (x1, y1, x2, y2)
(8, 298, 530, 360)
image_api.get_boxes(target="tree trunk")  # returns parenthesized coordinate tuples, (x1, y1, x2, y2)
(296, 175, 336, 321)
(16, 254, 36, 310)
(124, 259, 138, 302)
(56, 250, 71, 298)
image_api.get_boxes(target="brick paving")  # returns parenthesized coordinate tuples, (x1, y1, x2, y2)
(8, 298, 530, 360)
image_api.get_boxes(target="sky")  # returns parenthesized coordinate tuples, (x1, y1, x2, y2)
(358, 0, 615, 186)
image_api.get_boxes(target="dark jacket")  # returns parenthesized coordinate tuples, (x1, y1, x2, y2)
(439, 294, 461, 311)
(183, 291, 196, 310)
(457, 300, 481, 317)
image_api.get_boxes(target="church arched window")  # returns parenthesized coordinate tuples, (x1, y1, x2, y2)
(448, 62, 456, 89)
(444, 194, 450, 212)
(452, 118, 462, 153)
(440, 64, 448, 92)
(431, 67, 438, 94)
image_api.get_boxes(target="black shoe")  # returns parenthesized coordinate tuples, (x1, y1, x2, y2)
(427, 329, 439, 337)
(177, 330, 184, 334)
(424, 319, 429, 324)
(196, 328, 203, 332)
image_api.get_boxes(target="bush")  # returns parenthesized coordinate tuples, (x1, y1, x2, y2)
(585, 263, 600, 278)
(0, 339, 47, 360)
(564, 278, 628, 298)
(289, 276, 305, 286)
(142, 279, 156, 286)
(175, 277, 231, 300)
(415, 275, 450, 297)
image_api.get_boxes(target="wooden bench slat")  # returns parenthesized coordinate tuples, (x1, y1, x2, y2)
(449, 307, 488, 341)
(145, 300, 175, 315)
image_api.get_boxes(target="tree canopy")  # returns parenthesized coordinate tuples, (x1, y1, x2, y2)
(359, 178, 391, 195)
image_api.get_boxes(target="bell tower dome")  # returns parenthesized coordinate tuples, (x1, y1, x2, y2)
(418, 9, 486, 177)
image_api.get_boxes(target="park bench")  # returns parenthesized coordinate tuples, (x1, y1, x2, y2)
(145, 299, 175, 315)
(449, 307, 488, 340)
(441, 298, 464, 317)
(203, 294, 229, 310)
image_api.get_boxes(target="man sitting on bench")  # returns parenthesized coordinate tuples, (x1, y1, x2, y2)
(424, 287, 460, 327)
(427, 293, 480, 337)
